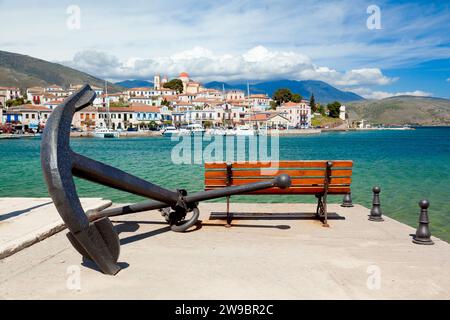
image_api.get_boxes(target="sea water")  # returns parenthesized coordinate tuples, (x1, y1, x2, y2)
(1, 127, 449, 242)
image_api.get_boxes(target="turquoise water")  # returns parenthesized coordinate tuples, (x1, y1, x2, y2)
(1, 127, 449, 242)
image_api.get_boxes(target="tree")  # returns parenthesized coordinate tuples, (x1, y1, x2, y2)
(269, 101, 278, 110)
(309, 94, 317, 113)
(6, 97, 31, 107)
(327, 101, 341, 118)
(148, 120, 157, 130)
(203, 120, 213, 128)
(272, 88, 292, 106)
(291, 93, 302, 103)
(317, 103, 326, 116)
(161, 99, 170, 106)
(163, 79, 183, 93)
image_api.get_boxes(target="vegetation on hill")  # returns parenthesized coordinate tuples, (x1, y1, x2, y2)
(311, 115, 344, 128)
(163, 79, 183, 93)
(346, 96, 450, 126)
(204, 79, 364, 103)
(115, 80, 153, 88)
(0, 50, 123, 92)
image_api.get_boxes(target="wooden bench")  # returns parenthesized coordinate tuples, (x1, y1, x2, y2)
(204, 160, 353, 227)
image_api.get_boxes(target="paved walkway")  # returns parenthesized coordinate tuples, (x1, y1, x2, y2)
(0, 197, 112, 260)
(1, 202, 449, 299)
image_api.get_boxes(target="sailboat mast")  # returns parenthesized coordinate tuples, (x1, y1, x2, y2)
(105, 80, 111, 129)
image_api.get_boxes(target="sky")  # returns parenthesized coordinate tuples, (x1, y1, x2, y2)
(0, 0, 449, 99)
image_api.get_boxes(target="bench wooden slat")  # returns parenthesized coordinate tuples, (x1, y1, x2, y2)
(204, 169, 352, 179)
(205, 177, 351, 187)
(205, 186, 351, 194)
(205, 160, 353, 170)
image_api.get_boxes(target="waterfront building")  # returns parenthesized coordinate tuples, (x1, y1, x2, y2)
(45, 85, 68, 98)
(97, 106, 133, 130)
(226, 90, 245, 102)
(247, 112, 290, 129)
(43, 99, 65, 110)
(96, 103, 164, 130)
(197, 88, 223, 100)
(154, 74, 161, 90)
(26, 87, 45, 105)
(339, 105, 347, 121)
(0, 86, 21, 106)
(129, 96, 157, 106)
(159, 105, 173, 123)
(72, 106, 98, 130)
(246, 94, 271, 107)
(131, 103, 162, 124)
(276, 101, 311, 128)
(41, 93, 60, 104)
(178, 93, 196, 103)
(231, 106, 248, 124)
(7, 104, 51, 130)
(178, 72, 203, 94)
(2, 109, 21, 125)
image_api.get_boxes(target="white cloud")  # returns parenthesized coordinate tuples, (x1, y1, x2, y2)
(350, 87, 432, 100)
(62, 46, 396, 89)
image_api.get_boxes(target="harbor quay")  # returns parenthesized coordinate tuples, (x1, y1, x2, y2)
(1, 198, 449, 299)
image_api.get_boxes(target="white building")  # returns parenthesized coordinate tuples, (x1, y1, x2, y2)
(339, 105, 346, 121)
(276, 101, 311, 128)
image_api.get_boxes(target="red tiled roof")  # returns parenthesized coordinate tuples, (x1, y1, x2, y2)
(128, 87, 153, 91)
(9, 104, 51, 112)
(129, 103, 160, 113)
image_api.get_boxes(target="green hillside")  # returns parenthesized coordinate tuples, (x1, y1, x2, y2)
(0, 50, 123, 92)
(346, 96, 450, 126)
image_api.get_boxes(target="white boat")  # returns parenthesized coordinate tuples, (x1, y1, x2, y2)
(235, 125, 255, 136)
(205, 128, 226, 136)
(161, 126, 190, 136)
(93, 81, 120, 138)
(186, 123, 205, 134)
(225, 128, 236, 136)
(93, 127, 120, 138)
(161, 126, 178, 136)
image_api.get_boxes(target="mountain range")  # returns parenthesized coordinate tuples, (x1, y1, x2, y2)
(0, 50, 122, 92)
(116, 79, 364, 103)
(346, 96, 450, 125)
(203, 80, 364, 103)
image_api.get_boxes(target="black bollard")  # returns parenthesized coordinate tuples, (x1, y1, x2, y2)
(341, 192, 354, 207)
(412, 200, 434, 245)
(368, 186, 384, 221)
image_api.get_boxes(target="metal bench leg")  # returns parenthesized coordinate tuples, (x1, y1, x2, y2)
(315, 195, 329, 227)
(225, 196, 232, 227)
(322, 193, 329, 228)
(315, 195, 323, 217)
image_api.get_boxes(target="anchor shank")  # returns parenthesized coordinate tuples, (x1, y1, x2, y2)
(72, 152, 180, 205)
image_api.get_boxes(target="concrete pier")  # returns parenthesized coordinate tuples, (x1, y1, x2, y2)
(0, 198, 112, 260)
(0, 200, 449, 299)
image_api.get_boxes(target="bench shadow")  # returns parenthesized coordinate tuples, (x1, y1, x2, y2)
(210, 212, 345, 221)
(202, 222, 291, 230)
(0, 201, 53, 221)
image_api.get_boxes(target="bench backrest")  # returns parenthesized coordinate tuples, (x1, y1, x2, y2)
(204, 161, 353, 195)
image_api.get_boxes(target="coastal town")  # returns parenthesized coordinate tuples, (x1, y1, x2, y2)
(0, 72, 349, 137)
